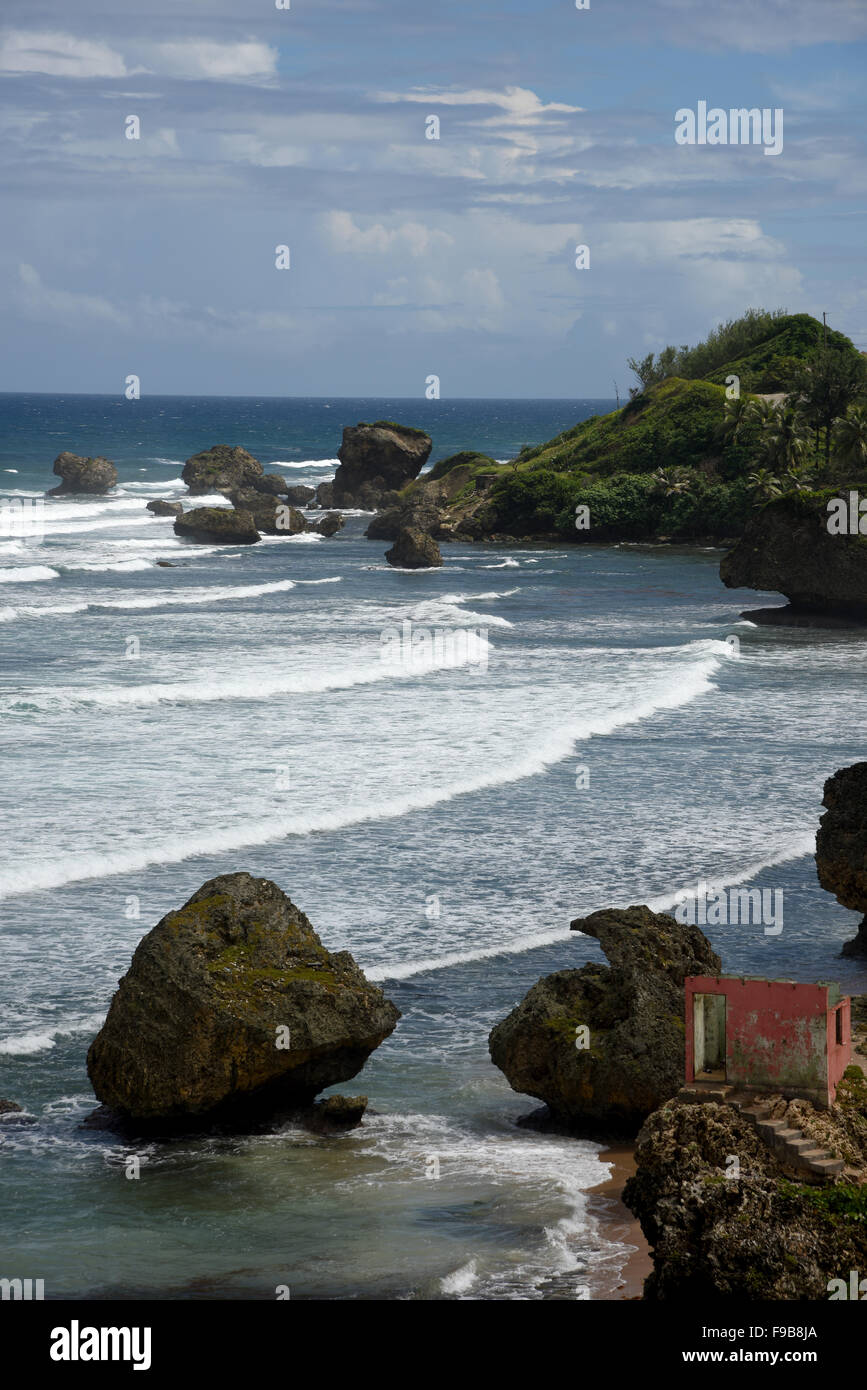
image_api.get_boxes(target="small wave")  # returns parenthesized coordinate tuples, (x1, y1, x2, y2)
(0, 565, 59, 583)
(61, 559, 154, 574)
(0, 1013, 105, 1056)
(440, 1260, 479, 1295)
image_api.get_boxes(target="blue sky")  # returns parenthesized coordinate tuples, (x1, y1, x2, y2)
(1, 0, 865, 397)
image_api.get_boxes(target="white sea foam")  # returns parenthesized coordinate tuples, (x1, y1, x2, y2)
(61, 559, 154, 574)
(0, 648, 724, 899)
(0, 1012, 106, 1056)
(0, 565, 59, 583)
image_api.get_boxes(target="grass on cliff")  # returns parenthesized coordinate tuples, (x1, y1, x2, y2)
(778, 1180, 867, 1225)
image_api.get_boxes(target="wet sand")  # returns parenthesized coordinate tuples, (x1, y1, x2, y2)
(587, 1143, 653, 1300)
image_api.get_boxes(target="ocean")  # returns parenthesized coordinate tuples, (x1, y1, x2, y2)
(1, 392, 865, 1301)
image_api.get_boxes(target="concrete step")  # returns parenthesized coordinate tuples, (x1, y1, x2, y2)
(806, 1156, 845, 1177)
(757, 1119, 787, 1138)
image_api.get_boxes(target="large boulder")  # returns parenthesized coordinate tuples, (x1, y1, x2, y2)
(332, 421, 432, 508)
(817, 762, 867, 956)
(174, 507, 260, 545)
(222, 489, 308, 536)
(254, 473, 291, 496)
(49, 452, 117, 496)
(312, 512, 345, 538)
(86, 873, 400, 1130)
(385, 527, 443, 569)
(315, 481, 335, 509)
(720, 492, 867, 621)
(146, 500, 183, 517)
(489, 905, 722, 1135)
(285, 484, 316, 506)
(182, 445, 264, 496)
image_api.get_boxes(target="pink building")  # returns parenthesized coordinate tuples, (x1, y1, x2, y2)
(684, 975, 851, 1109)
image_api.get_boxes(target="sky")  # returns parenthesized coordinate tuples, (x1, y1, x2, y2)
(0, 0, 865, 398)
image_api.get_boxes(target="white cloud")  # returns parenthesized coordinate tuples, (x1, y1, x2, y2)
(324, 211, 454, 257)
(0, 31, 127, 78)
(15, 264, 130, 327)
(148, 40, 277, 81)
(377, 86, 583, 124)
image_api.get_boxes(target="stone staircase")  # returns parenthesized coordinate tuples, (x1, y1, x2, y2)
(677, 1082, 844, 1181)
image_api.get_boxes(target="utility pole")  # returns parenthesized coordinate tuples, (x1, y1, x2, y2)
(613, 379, 621, 409)
(823, 311, 828, 349)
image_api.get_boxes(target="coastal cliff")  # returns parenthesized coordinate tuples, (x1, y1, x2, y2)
(623, 1067, 867, 1299)
(816, 762, 867, 955)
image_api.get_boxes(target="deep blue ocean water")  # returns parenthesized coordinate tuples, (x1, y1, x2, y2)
(0, 393, 865, 1300)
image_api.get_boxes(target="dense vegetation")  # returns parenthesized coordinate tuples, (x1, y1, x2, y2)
(444, 309, 867, 542)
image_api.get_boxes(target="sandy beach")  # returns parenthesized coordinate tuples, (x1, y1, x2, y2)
(588, 1144, 653, 1300)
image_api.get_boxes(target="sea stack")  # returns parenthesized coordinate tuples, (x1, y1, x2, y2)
(49, 451, 117, 496)
(816, 762, 867, 956)
(489, 904, 722, 1135)
(86, 872, 400, 1131)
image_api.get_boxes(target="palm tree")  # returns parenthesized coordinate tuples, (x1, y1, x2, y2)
(761, 405, 810, 474)
(833, 405, 867, 472)
(717, 395, 755, 445)
(651, 466, 693, 497)
(746, 468, 785, 505)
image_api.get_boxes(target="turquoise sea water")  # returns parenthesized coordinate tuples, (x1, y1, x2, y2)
(0, 393, 865, 1300)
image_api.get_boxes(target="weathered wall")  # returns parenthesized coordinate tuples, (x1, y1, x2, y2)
(685, 976, 851, 1107)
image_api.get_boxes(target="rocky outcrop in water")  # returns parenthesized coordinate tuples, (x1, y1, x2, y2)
(221, 489, 308, 536)
(385, 527, 443, 569)
(49, 451, 117, 496)
(86, 873, 400, 1131)
(182, 445, 266, 496)
(0, 1100, 23, 1117)
(332, 422, 432, 508)
(315, 481, 335, 509)
(146, 500, 183, 517)
(285, 484, 316, 506)
(817, 762, 867, 957)
(720, 492, 867, 621)
(488, 905, 722, 1135)
(623, 1070, 867, 1298)
(312, 512, 345, 538)
(174, 507, 261, 545)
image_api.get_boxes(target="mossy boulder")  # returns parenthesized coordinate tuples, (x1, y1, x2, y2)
(49, 451, 117, 496)
(174, 507, 261, 545)
(489, 905, 721, 1136)
(146, 500, 183, 517)
(86, 873, 400, 1131)
(182, 445, 265, 495)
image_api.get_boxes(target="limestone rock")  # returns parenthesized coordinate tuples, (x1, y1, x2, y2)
(182, 445, 264, 496)
(223, 489, 308, 536)
(720, 492, 867, 620)
(385, 527, 443, 569)
(312, 512, 345, 538)
(285, 485, 316, 506)
(488, 905, 722, 1135)
(86, 873, 400, 1130)
(332, 422, 431, 508)
(146, 500, 183, 517)
(49, 452, 117, 496)
(174, 507, 260, 545)
(817, 762, 867, 956)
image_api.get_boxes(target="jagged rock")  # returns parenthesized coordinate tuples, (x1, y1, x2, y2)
(174, 507, 261, 545)
(720, 492, 867, 620)
(49, 452, 117, 496)
(623, 1072, 867, 1298)
(817, 762, 867, 956)
(182, 445, 264, 496)
(253, 473, 290, 496)
(146, 500, 183, 517)
(86, 873, 400, 1131)
(0, 1099, 23, 1117)
(306, 1095, 368, 1132)
(312, 512, 345, 538)
(222, 489, 308, 536)
(315, 481, 335, 509)
(366, 494, 452, 542)
(332, 422, 431, 508)
(489, 905, 722, 1135)
(285, 485, 316, 506)
(385, 527, 442, 569)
